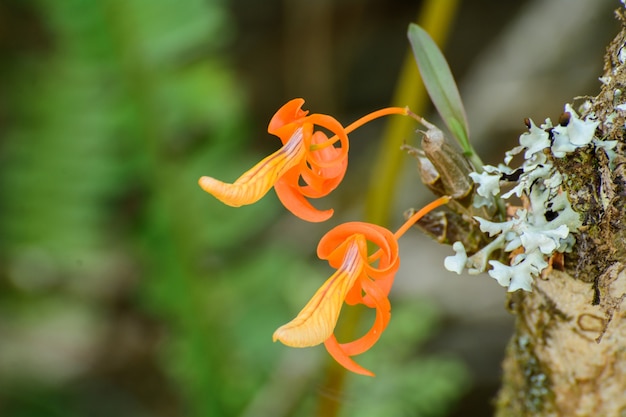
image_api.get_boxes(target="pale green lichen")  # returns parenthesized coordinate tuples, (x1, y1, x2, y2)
(443, 103, 611, 292)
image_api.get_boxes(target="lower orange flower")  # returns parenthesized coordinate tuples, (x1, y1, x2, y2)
(273, 196, 450, 376)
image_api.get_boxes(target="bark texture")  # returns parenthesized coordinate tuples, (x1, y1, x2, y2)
(495, 9, 626, 417)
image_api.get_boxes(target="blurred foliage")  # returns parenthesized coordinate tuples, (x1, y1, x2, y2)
(0, 0, 468, 416)
(339, 302, 469, 417)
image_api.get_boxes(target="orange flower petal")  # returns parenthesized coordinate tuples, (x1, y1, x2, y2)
(274, 177, 334, 222)
(198, 127, 306, 206)
(303, 114, 350, 165)
(318, 222, 399, 275)
(273, 239, 365, 347)
(298, 132, 347, 195)
(271, 114, 349, 220)
(321, 260, 393, 377)
(268, 98, 309, 136)
(324, 334, 375, 377)
(339, 276, 390, 356)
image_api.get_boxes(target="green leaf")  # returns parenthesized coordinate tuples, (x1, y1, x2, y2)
(407, 23, 471, 153)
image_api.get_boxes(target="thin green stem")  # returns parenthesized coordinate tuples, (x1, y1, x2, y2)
(467, 151, 485, 172)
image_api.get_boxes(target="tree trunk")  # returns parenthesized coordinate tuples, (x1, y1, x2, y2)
(495, 9, 626, 416)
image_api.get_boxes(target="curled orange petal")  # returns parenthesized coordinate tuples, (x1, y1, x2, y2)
(324, 335, 375, 377)
(338, 276, 390, 356)
(273, 114, 349, 221)
(322, 273, 391, 377)
(299, 132, 347, 194)
(268, 98, 309, 137)
(318, 222, 399, 278)
(274, 178, 335, 222)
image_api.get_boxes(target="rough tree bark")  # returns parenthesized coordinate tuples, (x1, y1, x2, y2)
(495, 8, 626, 417)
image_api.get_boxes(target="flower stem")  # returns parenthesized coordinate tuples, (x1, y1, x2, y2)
(367, 196, 450, 264)
(344, 107, 408, 134)
(394, 196, 450, 239)
(309, 107, 408, 151)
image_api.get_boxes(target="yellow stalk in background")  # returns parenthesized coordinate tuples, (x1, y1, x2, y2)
(317, 1, 461, 416)
(366, 0, 460, 227)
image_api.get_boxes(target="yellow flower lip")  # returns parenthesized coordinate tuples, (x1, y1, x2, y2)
(198, 127, 305, 207)
(273, 241, 363, 347)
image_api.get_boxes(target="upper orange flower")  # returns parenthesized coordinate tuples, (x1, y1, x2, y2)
(273, 196, 451, 376)
(199, 99, 408, 222)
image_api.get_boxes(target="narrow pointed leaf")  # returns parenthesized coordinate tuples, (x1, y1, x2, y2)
(407, 23, 470, 153)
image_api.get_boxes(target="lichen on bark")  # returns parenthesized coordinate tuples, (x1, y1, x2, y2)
(495, 8, 626, 417)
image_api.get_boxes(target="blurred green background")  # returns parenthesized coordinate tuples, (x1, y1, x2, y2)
(0, 1, 617, 416)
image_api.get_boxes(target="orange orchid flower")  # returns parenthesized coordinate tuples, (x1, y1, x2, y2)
(199, 98, 408, 222)
(273, 196, 451, 376)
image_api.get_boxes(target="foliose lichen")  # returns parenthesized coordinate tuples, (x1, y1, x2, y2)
(444, 103, 615, 292)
